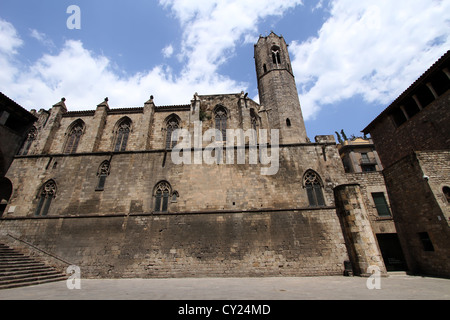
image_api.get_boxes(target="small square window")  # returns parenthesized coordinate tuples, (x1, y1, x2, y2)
(362, 164, 377, 172)
(372, 193, 391, 217)
(418, 232, 435, 252)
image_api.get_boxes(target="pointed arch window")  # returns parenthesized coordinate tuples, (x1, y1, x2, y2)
(18, 126, 37, 156)
(154, 181, 172, 213)
(114, 118, 131, 152)
(250, 109, 259, 144)
(304, 170, 325, 207)
(64, 121, 84, 154)
(96, 161, 111, 191)
(215, 107, 228, 141)
(35, 180, 57, 216)
(166, 117, 180, 150)
(271, 46, 281, 66)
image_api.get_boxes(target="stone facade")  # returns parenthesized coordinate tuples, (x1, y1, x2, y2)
(0, 93, 36, 177)
(338, 138, 383, 173)
(0, 92, 36, 217)
(254, 33, 308, 144)
(364, 50, 450, 278)
(1, 33, 389, 278)
(339, 137, 404, 271)
(364, 51, 450, 169)
(1, 210, 349, 278)
(383, 151, 450, 277)
(334, 184, 386, 276)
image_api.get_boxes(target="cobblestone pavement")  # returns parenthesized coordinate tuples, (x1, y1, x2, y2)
(0, 273, 449, 301)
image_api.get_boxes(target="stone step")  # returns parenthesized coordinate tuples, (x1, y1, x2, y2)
(0, 269, 62, 282)
(0, 274, 67, 290)
(0, 266, 55, 277)
(0, 243, 67, 290)
(0, 261, 46, 268)
(0, 256, 35, 262)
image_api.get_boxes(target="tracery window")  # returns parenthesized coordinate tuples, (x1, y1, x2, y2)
(114, 119, 131, 152)
(64, 121, 84, 154)
(96, 161, 111, 191)
(304, 170, 325, 207)
(214, 107, 228, 141)
(166, 117, 180, 150)
(114, 118, 131, 152)
(18, 126, 37, 156)
(272, 46, 281, 66)
(35, 180, 57, 216)
(154, 181, 172, 213)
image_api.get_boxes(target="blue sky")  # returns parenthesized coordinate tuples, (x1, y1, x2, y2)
(1, 0, 449, 140)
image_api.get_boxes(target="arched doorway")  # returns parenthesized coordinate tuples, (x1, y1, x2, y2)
(0, 177, 12, 217)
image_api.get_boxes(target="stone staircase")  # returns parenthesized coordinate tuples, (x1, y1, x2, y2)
(0, 243, 67, 290)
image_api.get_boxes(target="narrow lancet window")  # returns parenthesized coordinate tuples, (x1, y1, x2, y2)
(114, 119, 131, 152)
(96, 161, 111, 191)
(64, 121, 84, 154)
(214, 107, 228, 141)
(166, 117, 180, 150)
(35, 180, 57, 216)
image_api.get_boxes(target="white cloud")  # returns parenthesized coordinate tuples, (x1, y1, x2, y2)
(160, 0, 304, 82)
(0, 19, 22, 54)
(0, 36, 243, 110)
(0, 1, 305, 111)
(162, 44, 174, 58)
(0, 19, 23, 86)
(289, 0, 450, 120)
(29, 29, 55, 49)
(163, 0, 305, 94)
(3, 0, 448, 119)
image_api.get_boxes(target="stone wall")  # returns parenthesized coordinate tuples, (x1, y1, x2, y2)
(368, 90, 450, 168)
(334, 184, 387, 276)
(254, 33, 308, 144)
(0, 209, 349, 278)
(6, 143, 346, 217)
(416, 151, 450, 223)
(2, 139, 354, 278)
(346, 172, 396, 235)
(383, 151, 450, 277)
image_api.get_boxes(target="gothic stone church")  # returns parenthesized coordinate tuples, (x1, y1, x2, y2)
(1, 33, 389, 278)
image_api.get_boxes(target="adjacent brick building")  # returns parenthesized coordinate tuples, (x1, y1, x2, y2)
(364, 50, 450, 278)
(0, 93, 37, 216)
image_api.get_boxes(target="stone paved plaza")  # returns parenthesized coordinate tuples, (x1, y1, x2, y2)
(0, 274, 449, 300)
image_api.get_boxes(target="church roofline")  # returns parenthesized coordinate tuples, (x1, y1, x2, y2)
(62, 104, 192, 116)
(154, 104, 191, 112)
(52, 91, 260, 116)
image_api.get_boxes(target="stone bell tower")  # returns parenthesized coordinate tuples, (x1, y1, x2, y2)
(254, 32, 308, 144)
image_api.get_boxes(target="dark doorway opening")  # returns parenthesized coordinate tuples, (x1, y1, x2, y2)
(376, 233, 408, 271)
(0, 177, 13, 217)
